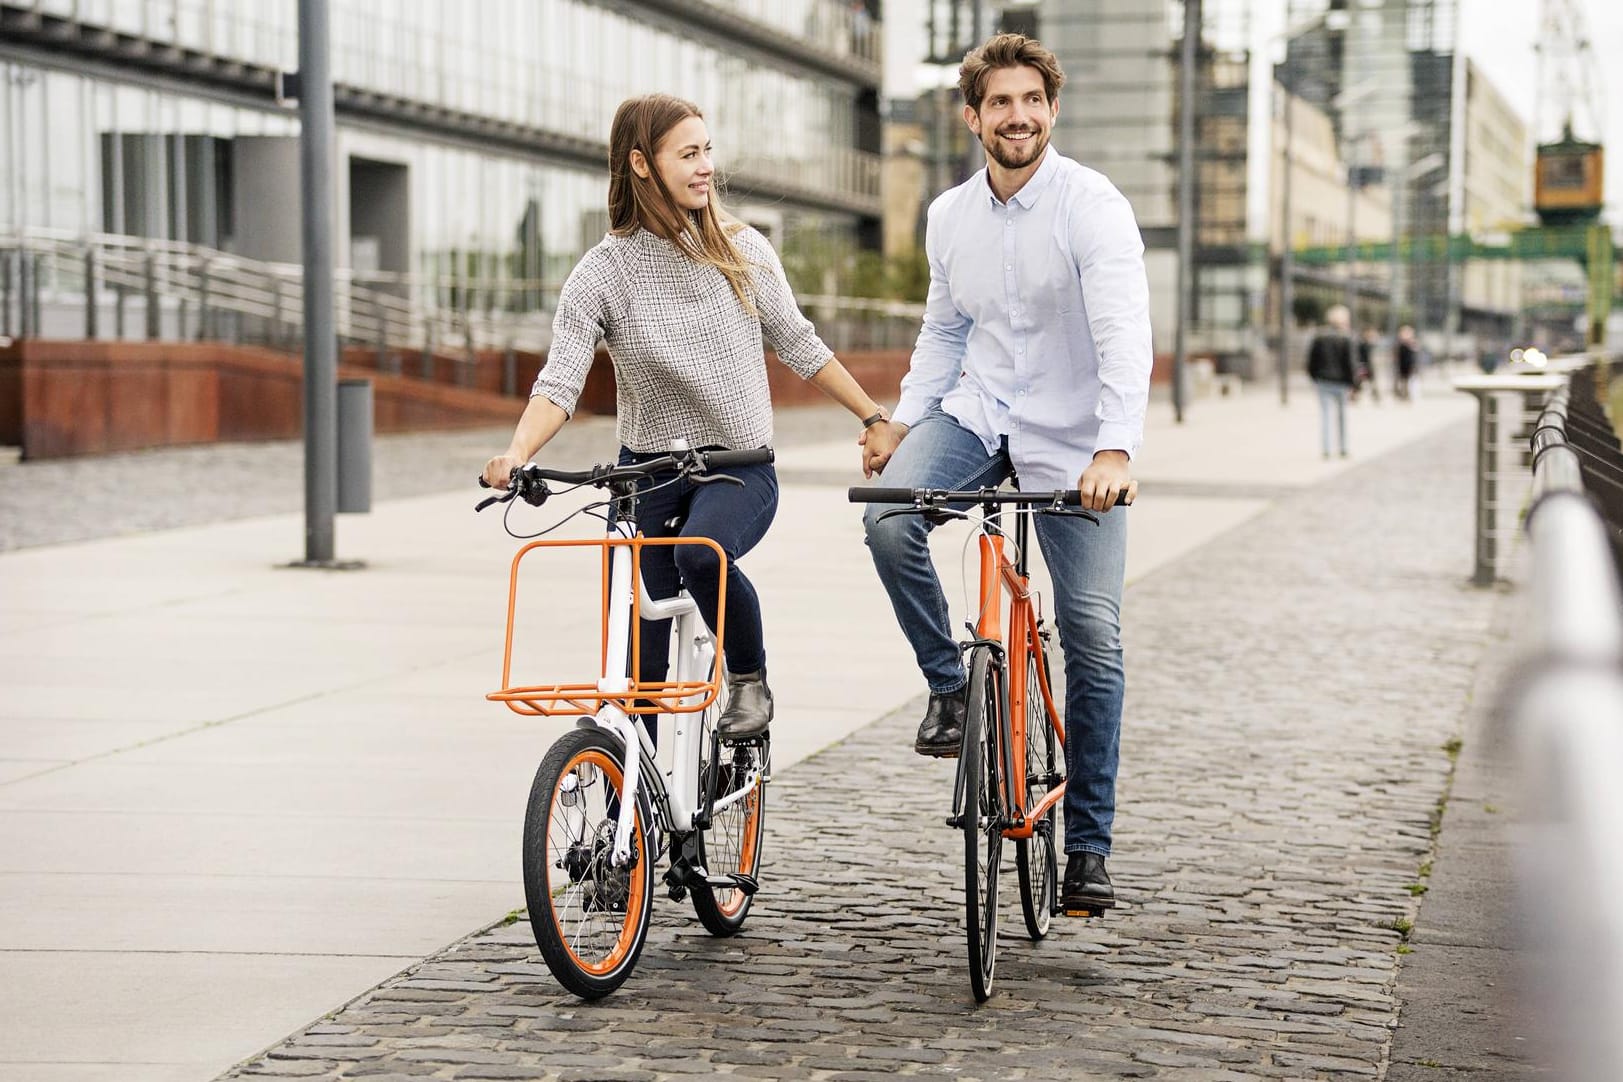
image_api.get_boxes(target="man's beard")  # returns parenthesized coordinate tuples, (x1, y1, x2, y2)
(981, 125, 1048, 169)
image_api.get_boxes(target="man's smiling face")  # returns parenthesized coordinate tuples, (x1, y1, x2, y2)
(966, 64, 1058, 171)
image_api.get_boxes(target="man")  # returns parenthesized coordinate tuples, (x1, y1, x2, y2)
(858, 32, 1151, 916)
(1306, 305, 1356, 458)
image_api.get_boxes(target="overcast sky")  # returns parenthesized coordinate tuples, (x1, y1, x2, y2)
(882, 0, 1622, 221)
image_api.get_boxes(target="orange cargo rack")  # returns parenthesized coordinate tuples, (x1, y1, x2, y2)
(487, 534, 727, 718)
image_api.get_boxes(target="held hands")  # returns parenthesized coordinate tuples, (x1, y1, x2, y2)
(858, 420, 908, 478)
(1078, 449, 1137, 512)
(482, 453, 526, 490)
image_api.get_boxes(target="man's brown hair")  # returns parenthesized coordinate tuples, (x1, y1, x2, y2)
(958, 32, 1066, 111)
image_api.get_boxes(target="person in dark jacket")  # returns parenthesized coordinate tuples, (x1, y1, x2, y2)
(1306, 304, 1356, 458)
(1395, 324, 1419, 400)
(1355, 326, 1380, 402)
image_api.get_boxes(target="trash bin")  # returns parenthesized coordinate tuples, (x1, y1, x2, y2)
(337, 378, 373, 514)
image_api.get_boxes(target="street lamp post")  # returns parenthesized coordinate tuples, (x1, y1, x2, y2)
(1173, 0, 1201, 425)
(1343, 135, 1361, 324)
(296, 0, 338, 566)
(1278, 83, 1294, 406)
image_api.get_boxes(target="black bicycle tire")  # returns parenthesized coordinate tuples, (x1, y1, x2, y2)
(962, 645, 1003, 1002)
(1016, 643, 1059, 940)
(522, 727, 655, 999)
(691, 697, 766, 936)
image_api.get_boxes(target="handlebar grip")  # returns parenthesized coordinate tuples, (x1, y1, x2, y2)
(848, 487, 919, 504)
(701, 448, 775, 469)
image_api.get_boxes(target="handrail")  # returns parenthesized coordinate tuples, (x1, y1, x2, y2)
(1, 227, 927, 361)
(1510, 360, 1623, 1082)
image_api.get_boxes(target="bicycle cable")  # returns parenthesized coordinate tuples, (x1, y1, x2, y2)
(500, 467, 691, 540)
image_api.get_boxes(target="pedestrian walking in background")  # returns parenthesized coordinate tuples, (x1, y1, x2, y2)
(1395, 324, 1419, 400)
(1355, 326, 1380, 403)
(1307, 304, 1357, 458)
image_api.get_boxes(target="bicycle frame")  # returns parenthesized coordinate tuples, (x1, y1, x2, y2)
(489, 505, 762, 868)
(972, 509, 1066, 843)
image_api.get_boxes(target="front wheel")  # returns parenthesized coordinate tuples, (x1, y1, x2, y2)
(522, 727, 655, 999)
(1016, 642, 1060, 940)
(960, 644, 1004, 1002)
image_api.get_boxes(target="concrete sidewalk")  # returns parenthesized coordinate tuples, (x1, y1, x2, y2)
(0, 375, 1504, 1080)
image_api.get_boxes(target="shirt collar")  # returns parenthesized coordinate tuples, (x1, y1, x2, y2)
(984, 146, 1059, 210)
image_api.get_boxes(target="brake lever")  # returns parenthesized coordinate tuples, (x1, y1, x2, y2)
(474, 473, 511, 512)
(689, 470, 745, 488)
(1041, 507, 1101, 524)
(874, 505, 969, 526)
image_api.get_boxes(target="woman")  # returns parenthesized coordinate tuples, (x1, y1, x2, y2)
(482, 93, 890, 742)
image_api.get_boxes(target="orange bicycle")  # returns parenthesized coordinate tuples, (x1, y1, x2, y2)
(849, 484, 1122, 1001)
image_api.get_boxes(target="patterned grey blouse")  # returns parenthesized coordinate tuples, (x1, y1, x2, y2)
(530, 226, 833, 452)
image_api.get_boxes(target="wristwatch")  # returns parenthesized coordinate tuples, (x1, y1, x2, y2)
(861, 407, 889, 428)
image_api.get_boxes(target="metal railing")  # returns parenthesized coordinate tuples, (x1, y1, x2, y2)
(0, 227, 557, 366)
(0, 228, 925, 379)
(797, 294, 923, 353)
(1453, 365, 1570, 584)
(1508, 360, 1623, 1082)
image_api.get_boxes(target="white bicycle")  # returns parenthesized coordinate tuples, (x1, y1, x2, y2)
(477, 445, 772, 998)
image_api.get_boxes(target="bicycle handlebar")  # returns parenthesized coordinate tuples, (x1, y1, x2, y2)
(514, 447, 774, 488)
(477, 446, 775, 510)
(848, 486, 1131, 508)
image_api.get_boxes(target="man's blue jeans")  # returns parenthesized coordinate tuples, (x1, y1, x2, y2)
(1315, 379, 1350, 456)
(862, 408, 1128, 856)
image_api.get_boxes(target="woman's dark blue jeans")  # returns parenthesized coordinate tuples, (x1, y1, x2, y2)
(617, 447, 778, 732)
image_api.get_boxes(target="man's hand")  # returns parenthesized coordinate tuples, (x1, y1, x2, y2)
(482, 453, 526, 490)
(858, 420, 909, 478)
(1077, 449, 1137, 512)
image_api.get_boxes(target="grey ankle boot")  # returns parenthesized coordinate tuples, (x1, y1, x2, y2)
(717, 667, 773, 740)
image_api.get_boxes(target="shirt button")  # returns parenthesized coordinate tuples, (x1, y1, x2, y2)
(1005, 264, 1012, 270)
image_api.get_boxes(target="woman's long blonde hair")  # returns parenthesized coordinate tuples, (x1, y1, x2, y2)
(608, 94, 755, 313)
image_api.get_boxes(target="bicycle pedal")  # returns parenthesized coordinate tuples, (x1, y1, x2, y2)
(704, 872, 759, 896)
(1062, 905, 1106, 919)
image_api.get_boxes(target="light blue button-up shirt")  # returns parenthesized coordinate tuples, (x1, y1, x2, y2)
(892, 147, 1154, 491)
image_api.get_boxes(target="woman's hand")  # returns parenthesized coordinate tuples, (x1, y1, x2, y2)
(858, 420, 908, 478)
(482, 454, 526, 490)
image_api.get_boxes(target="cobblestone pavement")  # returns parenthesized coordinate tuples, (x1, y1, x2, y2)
(219, 420, 1501, 1081)
(0, 406, 865, 551)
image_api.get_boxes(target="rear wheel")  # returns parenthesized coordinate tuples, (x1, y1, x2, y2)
(1016, 642, 1060, 940)
(960, 645, 1004, 1003)
(690, 692, 766, 936)
(522, 728, 654, 999)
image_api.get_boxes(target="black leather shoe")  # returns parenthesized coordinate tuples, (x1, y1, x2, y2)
(914, 685, 968, 757)
(717, 668, 772, 740)
(1061, 852, 1116, 915)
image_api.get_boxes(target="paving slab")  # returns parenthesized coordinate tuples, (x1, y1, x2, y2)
(212, 414, 1524, 1080)
(0, 376, 1505, 1080)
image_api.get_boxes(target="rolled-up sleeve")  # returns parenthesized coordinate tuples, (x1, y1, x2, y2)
(1072, 185, 1152, 457)
(893, 197, 971, 428)
(530, 262, 606, 417)
(740, 228, 832, 379)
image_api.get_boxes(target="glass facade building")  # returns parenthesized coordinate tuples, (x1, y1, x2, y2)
(0, 0, 884, 311)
